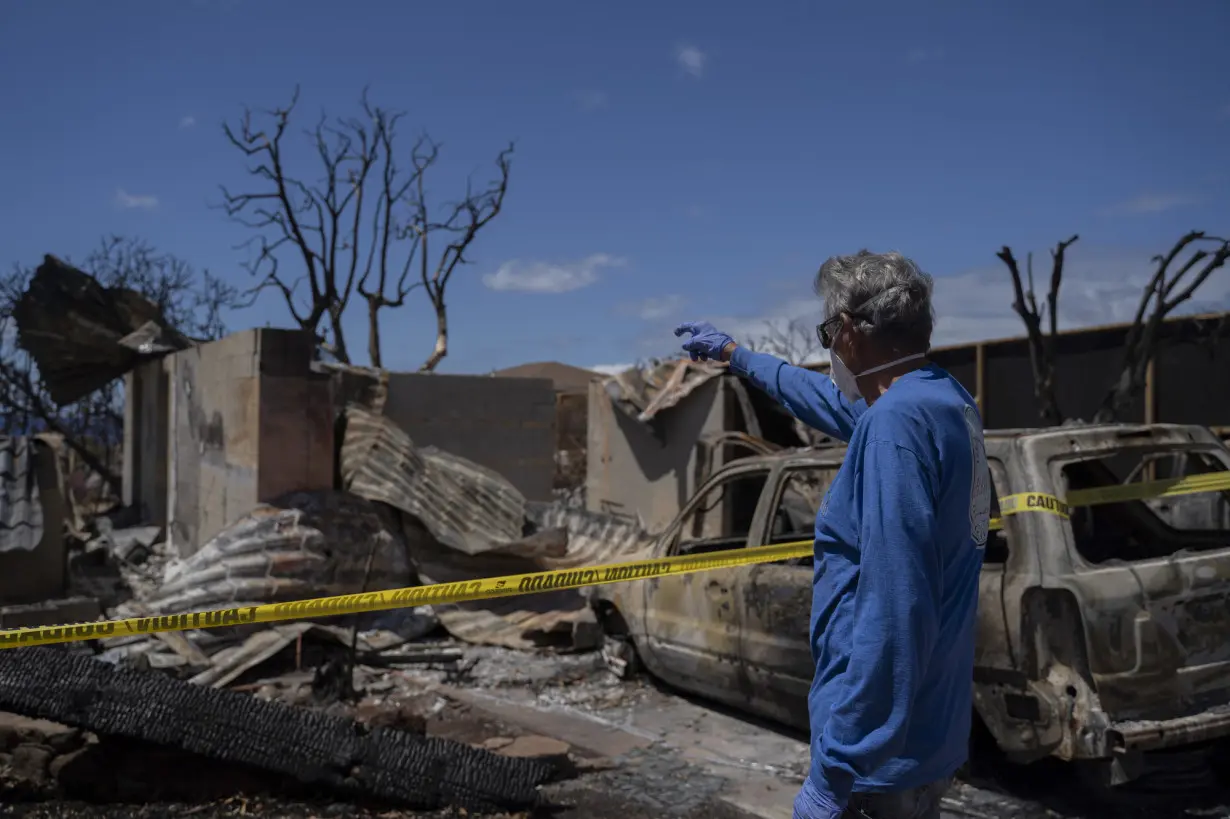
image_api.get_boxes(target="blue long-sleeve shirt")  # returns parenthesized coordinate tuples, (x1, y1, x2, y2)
(729, 346, 989, 813)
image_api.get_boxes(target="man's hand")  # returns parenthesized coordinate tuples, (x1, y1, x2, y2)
(674, 321, 736, 362)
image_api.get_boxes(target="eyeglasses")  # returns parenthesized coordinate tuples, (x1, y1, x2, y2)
(815, 311, 872, 350)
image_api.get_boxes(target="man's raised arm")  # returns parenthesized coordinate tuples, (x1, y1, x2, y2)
(728, 346, 860, 443)
(673, 321, 861, 443)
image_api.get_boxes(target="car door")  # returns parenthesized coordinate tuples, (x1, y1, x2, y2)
(738, 461, 837, 727)
(640, 464, 771, 708)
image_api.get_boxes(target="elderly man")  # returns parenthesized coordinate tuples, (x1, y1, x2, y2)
(675, 250, 989, 819)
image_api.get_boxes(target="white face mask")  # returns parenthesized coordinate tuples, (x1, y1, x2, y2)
(830, 351, 926, 402)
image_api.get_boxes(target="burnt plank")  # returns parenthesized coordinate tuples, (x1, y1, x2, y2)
(0, 647, 553, 812)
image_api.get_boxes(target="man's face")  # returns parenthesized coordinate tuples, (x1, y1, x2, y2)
(819, 303, 873, 371)
(832, 313, 865, 372)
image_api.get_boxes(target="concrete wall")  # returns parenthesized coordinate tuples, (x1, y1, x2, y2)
(924, 314, 1230, 429)
(586, 377, 732, 532)
(381, 373, 557, 502)
(161, 329, 333, 557)
(123, 358, 170, 525)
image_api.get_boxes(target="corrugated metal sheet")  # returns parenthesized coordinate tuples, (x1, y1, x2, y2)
(602, 358, 725, 423)
(524, 502, 654, 568)
(419, 504, 654, 651)
(0, 437, 44, 554)
(143, 489, 412, 620)
(340, 405, 525, 555)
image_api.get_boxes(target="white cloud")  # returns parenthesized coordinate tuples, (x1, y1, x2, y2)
(574, 90, 609, 111)
(590, 362, 634, 376)
(179, 115, 197, 129)
(482, 253, 625, 294)
(619, 294, 685, 321)
(700, 245, 1230, 358)
(1100, 193, 1198, 216)
(676, 44, 707, 78)
(114, 189, 159, 210)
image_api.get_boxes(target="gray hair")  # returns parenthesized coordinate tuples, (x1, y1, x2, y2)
(814, 250, 935, 351)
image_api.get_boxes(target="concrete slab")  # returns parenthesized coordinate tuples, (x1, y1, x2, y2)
(436, 683, 811, 819)
(718, 777, 798, 819)
(438, 686, 655, 759)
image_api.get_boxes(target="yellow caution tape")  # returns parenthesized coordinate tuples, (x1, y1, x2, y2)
(2, 469, 1227, 650)
(993, 492, 1071, 527)
(0, 541, 816, 650)
(1068, 470, 1230, 507)
(991, 470, 1230, 529)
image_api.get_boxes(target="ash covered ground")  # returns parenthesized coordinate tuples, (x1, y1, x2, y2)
(1, 642, 1228, 819)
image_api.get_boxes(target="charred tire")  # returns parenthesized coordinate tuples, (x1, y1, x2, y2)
(601, 632, 642, 680)
(594, 604, 641, 680)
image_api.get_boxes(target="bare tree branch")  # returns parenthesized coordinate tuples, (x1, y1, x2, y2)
(996, 235, 1078, 425)
(743, 317, 826, 365)
(221, 88, 513, 369)
(417, 144, 514, 372)
(1094, 231, 1230, 422)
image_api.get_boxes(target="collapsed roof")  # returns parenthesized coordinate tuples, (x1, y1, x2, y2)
(13, 255, 194, 406)
(600, 358, 726, 423)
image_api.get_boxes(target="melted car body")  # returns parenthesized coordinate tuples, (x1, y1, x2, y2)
(593, 423, 1230, 783)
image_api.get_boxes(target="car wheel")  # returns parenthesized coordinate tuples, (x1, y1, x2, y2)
(601, 632, 641, 680)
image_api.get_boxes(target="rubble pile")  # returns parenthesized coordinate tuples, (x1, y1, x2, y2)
(64, 405, 654, 680)
(0, 258, 680, 814)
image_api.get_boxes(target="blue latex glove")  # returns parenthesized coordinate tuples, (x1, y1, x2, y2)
(674, 321, 735, 362)
(793, 780, 843, 819)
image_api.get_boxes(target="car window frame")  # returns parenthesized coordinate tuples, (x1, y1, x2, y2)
(983, 457, 1011, 566)
(758, 460, 842, 550)
(662, 464, 775, 558)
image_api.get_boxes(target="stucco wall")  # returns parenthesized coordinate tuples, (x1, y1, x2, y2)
(586, 377, 732, 532)
(381, 372, 557, 502)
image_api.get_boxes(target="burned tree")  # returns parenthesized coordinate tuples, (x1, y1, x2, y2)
(998, 231, 1229, 425)
(1094, 231, 1230, 423)
(744, 317, 827, 365)
(0, 236, 237, 495)
(995, 235, 1078, 426)
(221, 87, 513, 370)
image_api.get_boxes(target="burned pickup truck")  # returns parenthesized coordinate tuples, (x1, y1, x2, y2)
(593, 423, 1230, 784)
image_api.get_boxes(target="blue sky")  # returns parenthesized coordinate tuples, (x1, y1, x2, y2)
(1, 0, 1227, 374)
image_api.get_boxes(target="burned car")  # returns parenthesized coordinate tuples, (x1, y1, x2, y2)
(593, 423, 1230, 784)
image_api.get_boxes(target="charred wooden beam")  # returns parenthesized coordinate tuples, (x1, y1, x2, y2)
(0, 647, 555, 813)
